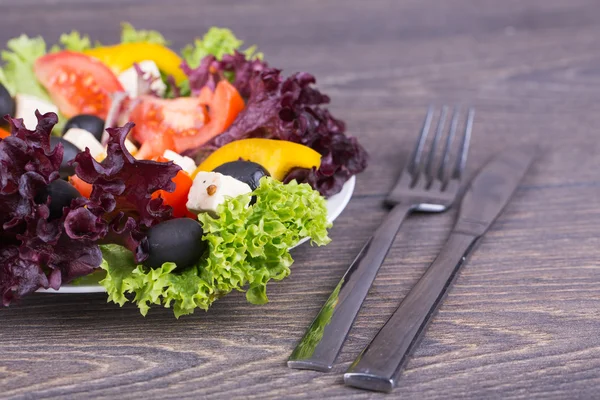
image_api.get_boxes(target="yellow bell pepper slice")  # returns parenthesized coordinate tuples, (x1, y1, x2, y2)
(85, 42, 186, 84)
(193, 138, 322, 181)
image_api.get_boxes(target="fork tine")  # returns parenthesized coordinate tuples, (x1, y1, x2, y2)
(438, 107, 459, 183)
(425, 106, 448, 181)
(452, 108, 475, 180)
(408, 106, 434, 175)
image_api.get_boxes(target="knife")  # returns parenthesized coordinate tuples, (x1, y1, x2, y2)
(344, 147, 536, 392)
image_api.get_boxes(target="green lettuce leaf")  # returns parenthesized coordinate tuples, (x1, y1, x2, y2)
(181, 27, 262, 68)
(100, 178, 331, 317)
(50, 31, 93, 52)
(121, 22, 169, 46)
(0, 34, 50, 101)
(99, 244, 137, 307)
(69, 270, 106, 285)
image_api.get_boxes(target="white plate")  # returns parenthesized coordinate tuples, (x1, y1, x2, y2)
(39, 176, 356, 294)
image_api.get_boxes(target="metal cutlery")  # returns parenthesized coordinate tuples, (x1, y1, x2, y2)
(287, 106, 475, 371)
(344, 146, 536, 392)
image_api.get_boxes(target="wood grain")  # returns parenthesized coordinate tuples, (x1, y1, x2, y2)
(2, 0, 600, 398)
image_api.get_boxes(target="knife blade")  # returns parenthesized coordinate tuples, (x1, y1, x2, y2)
(453, 147, 536, 237)
(344, 147, 536, 393)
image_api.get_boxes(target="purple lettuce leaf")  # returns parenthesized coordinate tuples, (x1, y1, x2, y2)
(181, 55, 219, 96)
(181, 50, 268, 99)
(200, 66, 368, 197)
(217, 51, 269, 99)
(0, 112, 102, 305)
(68, 122, 181, 262)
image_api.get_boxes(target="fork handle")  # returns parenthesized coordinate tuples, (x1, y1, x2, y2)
(287, 203, 413, 371)
(344, 231, 478, 392)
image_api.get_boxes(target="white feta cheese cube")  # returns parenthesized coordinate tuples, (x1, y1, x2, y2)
(163, 149, 197, 175)
(187, 171, 252, 216)
(63, 128, 105, 159)
(118, 60, 166, 98)
(14, 94, 58, 129)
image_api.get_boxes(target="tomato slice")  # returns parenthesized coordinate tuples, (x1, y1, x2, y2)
(128, 96, 209, 157)
(128, 80, 244, 158)
(173, 80, 245, 153)
(135, 132, 176, 160)
(34, 51, 124, 119)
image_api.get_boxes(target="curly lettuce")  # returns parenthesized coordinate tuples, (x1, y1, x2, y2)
(0, 33, 80, 134)
(201, 67, 368, 197)
(0, 112, 102, 305)
(120, 22, 168, 46)
(178, 27, 262, 97)
(0, 34, 50, 101)
(69, 123, 181, 262)
(181, 27, 261, 68)
(100, 178, 331, 317)
(50, 31, 93, 52)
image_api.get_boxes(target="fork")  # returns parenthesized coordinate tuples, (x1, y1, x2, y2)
(287, 106, 475, 372)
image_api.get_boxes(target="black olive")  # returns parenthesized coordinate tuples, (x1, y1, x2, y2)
(36, 179, 81, 220)
(0, 83, 15, 127)
(62, 114, 105, 142)
(50, 136, 80, 179)
(213, 160, 270, 191)
(144, 218, 207, 271)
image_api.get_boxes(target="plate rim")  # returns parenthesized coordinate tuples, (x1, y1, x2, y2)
(38, 176, 356, 294)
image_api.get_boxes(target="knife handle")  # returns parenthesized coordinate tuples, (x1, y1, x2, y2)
(344, 231, 478, 392)
(287, 203, 413, 371)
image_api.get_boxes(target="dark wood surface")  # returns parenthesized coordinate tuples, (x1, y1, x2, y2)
(2, 0, 600, 398)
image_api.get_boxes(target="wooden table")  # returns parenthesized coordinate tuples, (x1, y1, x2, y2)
(2, 0, 600, 398)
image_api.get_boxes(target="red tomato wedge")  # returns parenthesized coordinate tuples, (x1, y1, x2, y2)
(151, 157, 195, 219)
(34, 51, 124, 119)
(129, 80, 245, 159)
(135, 132, 176, 160)
(208, 79, 246, 132)
(129, 96, 208, 158)
(0, 128, 9, 139)
(173, 80, 245, 153)
(198, 86, 214, 105)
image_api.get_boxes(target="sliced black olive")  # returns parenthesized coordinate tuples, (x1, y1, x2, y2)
(50, 136, 80, 179)
(213, 160, 270, 191)
(62, 114, 105, 142)
(0, 83, 15, 127)
(36, 179, 81, 220)
(144, 218, 207, 271)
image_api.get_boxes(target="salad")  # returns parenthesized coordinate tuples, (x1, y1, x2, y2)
(0, 24, 367, 317)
